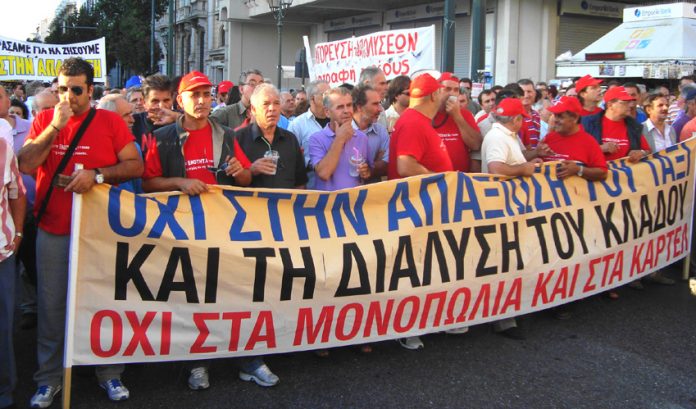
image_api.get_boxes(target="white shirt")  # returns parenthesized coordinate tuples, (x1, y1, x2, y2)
(644, 119, 675, 152)
(481, 123, 527, 173)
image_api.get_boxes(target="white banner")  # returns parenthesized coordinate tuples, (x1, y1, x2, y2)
(0, 36, 107, 82)
(308, 26, 436, 86)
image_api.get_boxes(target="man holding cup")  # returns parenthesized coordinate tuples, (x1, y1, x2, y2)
(236, 83, 308, 189)
(309, 86, 372, 190)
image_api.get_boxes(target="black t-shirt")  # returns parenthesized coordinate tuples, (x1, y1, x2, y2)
(316, 116, 330, 128)
(235, 124, 309, 189)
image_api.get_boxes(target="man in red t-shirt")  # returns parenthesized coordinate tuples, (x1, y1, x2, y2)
(575, 75, 603, 116)
(581, 86, 651, 163)
(18, 57, 143, 407)
(543, 96, 607, 181)
(143, 71, 251, 194)
(431, 72, 482, 173)
(388, 73, 452, 180)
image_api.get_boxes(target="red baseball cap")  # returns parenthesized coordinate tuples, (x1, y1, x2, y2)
(409, 73, 442, 98)
(438, 72, 459, 83)
(178, 71, 212, 93)
(603, 86, 636, 103)
(494, 98, 530, 118)
(218, 80, 234, 94)
(574, 75, 602, 93)
(547, 96, 583, 115)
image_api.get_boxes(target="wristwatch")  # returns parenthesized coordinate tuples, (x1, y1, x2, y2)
(94, 168, 104, 184)
(577, 164, 584, 177)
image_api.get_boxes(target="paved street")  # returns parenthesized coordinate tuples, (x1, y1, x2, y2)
(12, 266, 696, 409)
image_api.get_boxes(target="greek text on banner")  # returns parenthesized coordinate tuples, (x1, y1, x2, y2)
(66, 139, 695, 365)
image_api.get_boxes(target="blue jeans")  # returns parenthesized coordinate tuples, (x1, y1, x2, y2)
(33, 229, 123, 387)
(0, 255, 16, 408)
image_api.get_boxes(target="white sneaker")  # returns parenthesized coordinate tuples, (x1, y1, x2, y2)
(239, 364, 279, 387)
(188, 367, 210, 390)
(100, 378, 130, 401)
(30, 385, 62, 408)
(445, 326, 470, 335)
(398, 336, 424, 350)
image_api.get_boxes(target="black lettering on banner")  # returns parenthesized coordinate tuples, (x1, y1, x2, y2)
(156, 247, 199, 303)
(244, 248, 276, 302)
(422, 231, 450, 286)
(500, 222, 523, 272)
(620, 198, 638, 241)
(444, 228, 471, 280)
(475, 225, 497, 277)
(550, 214, 574, 260)
(565, 210, 588, 254)
(388, 235, 420, 291)
(654, 189, 667, 231)
(204, 248, 219, 303)
(526, 216, 550, 264)
(280, 247, 316, 301)
(115, 242, 155, 301)
(595, 203, 624, 246)
(335, 243, 371, 297)
(373, 239, 387, 293)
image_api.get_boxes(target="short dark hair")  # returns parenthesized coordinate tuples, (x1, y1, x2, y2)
(59, 57, 94, 86)
(477, 89, 495, 105)
(459, 78, 473, 86)
(10, 99, 29, 119)
(142, 74, 172, 99)
(517, 78, 535, 87)
(386, 75, 411, 105)
(240, 69, 263, 84)
(352, 85, 375, 108)
(622, 82, 639, 92)
(495, 90, 519, 105)
(502, 83, 523, 98)
(643, 92, 668, 112)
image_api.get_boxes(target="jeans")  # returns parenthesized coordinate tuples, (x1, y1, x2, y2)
(33, 229, 123, 387)
(0, 255, 16, 408)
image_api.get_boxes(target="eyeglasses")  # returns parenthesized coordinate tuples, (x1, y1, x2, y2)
(57, 86, 85, 96)
(243, 80, 260, 87)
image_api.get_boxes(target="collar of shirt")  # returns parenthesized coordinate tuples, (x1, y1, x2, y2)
(351, 119, 374, 135)
(251, 122, 285, 144)
(645, 118, 672, 135)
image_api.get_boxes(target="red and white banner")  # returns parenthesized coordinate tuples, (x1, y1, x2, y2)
(306, 26, 436, 86)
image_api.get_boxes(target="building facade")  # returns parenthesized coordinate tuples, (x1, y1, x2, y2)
(157, 0, 684, 88)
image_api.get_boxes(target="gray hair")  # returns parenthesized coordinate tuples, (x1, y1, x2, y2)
(240, 69, 263, 84)
(250, 83, 280, 106)
(97, 94, 128, 112)
(306, 80, 329, 100)
(31, 89, 58, 113)
(126, 86, 142, 101)
(359, 66, 384, 86)
(490, 112, 519, 124)
(26, 80, 45, 97)
(322, 87, 352, 110)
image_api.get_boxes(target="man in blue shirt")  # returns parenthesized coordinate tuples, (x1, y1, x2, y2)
(351, 85, 388, 184)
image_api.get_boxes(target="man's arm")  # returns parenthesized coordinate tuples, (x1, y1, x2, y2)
(447, 101, 482, 150)
(143, 176, 209, 195)
(19, 99, 71, 173)
(314, 122, 353, 181)
(488, 161, 538, 177)
(396, 155, 430, 177)
(556, 161, 607, 181)
(64, 142, 144, 194)
(7, 188, 26, 253)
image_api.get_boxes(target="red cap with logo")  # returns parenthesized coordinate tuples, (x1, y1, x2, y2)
(574, 74, 602, 93)
(603, 86, 636, 103)
(218, 80, 234, 94)
(494, 98, 530, 118)
(438, 72, 460, 83)
(547, 96, 583, 115)
(178, 71, 212, 93)
(409, 73, 442, 98)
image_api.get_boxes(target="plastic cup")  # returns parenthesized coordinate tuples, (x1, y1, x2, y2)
(264, 150, 279, 175)
(349, 155, 363, 177)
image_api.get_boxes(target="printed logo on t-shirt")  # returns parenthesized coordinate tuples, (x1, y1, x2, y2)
(603, 136, 629, 151)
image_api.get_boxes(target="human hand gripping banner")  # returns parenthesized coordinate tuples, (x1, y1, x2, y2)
(306, 26, 435, 86)
(65, 140, 695, 366)
(0, 36, 106, 82)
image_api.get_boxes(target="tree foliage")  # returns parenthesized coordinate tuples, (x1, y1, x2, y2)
(45, 0, 168, 75)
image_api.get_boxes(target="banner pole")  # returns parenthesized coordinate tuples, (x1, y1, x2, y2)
(62, 164, 86, 409)
(683, 253, 691, 281)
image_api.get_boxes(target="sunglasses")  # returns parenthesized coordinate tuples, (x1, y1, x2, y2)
(57, 86, 85, 96)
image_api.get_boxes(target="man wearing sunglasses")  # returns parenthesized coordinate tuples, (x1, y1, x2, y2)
(18, 57, 144, 408)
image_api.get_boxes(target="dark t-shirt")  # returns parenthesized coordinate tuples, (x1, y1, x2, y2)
(236, 124, 309, 188)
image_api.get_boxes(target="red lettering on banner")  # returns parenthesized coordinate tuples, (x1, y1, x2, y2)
(245, 311, 276, 350)
(468, 283, 491, 321)
(90, 310, 123, 358)
(549, 267, 570, 303)
(222, 311, 251, 352)
(533, 270, 554, 306)
(584, 258, 599, 293)
(607, 252, 624, 286)
(569, 264, 580, 296)
(294, 306, 335, 346)
(123, 311, 157, 356)
(445, 287, 471, 325)
(500, 277, 522, 314)
(160, 312, 172, 355)
(394, 296, 419, 333)
(630, 242, 645, 277)
(491, 281, 506, 315)
(420, 291, 446, 328)
(363, 300, 394, 337)
(336, 303, 363, 341)
(190, 312, 219, 354)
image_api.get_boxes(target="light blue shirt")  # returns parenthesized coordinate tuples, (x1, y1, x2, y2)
(352, 119, 389, 184)
(288, 109, 326, 189)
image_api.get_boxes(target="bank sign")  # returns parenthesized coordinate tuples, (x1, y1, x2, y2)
(624, 3, 696, 22)
(560, 0, 626, 19)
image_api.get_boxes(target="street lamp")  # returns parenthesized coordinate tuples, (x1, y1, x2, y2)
(267, 0, 293, 87)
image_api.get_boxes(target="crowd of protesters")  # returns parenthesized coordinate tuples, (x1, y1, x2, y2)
(1, 58, 695, 408)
